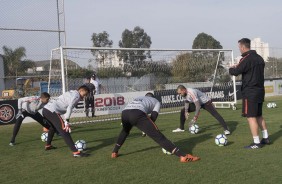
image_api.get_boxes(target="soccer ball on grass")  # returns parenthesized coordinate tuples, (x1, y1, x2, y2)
(41, 132, 48, 142)
(75, 140, 87, 151)
(215, 134, 228, 146)
(189, 124, 200, 134)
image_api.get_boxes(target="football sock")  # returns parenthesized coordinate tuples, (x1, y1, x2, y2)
(172, 147, 186, 157)
(253, 136, 260, 144)
(262, 130, 269, 139)
(113, 144, 121, 153)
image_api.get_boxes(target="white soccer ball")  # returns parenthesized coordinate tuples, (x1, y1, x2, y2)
(215, 134, 228, 146)
(272, 102, 277, 108)
(162, 148, 172, 155)
(189, 124, 200, 134)
(75, 140, 87, 151)
(267, 103, 273, 108)
(41, 132, 48, 142)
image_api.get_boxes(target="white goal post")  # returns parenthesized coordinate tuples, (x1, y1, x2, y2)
(48, 46, 237, 123)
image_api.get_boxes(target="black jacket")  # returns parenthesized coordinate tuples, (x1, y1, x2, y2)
(229, 50, 265, 102)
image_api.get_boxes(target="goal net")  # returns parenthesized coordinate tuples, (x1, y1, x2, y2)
(48, 47, 236, 124)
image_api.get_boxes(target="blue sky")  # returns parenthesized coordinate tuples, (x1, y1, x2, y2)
(0, 0, 282, 59)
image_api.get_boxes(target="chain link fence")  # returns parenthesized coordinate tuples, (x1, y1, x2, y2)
(0, 0, 65, 98)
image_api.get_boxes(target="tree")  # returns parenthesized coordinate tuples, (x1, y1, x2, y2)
(174, 32, 230, 83)
(171, 51, 230, 83)
(265, 57, 282, 78)
(192, 32, 222, 49)
(18, 59, 36, 75)
(118, 26, 152, 75)
(91, 31, 113, 67)
(2, 46, 26, 76)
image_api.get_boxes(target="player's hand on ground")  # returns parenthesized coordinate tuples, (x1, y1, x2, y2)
(63, 120, 71, 133)
(185, 112, 189, 120)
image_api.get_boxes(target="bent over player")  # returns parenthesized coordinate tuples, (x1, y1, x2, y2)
(43, 85, 90, 157)
(111, 92, 200, 163)
(173, 85, 230, 135)
(9, 92, 51, 146)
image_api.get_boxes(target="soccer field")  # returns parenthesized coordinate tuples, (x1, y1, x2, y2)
(1, 97, 282, 184)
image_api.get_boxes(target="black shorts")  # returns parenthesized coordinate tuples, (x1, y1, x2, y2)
(242, 98, 263, 118)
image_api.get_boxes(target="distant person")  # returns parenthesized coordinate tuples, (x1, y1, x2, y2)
(43, 85, 90, 157)
(84, 77, 96, 117)
(229, 38, 269, 149)
(9, 92, 51, 146)
(90, 73, 102, 95)
(111, 92, 200, 163)
(173, 85, 230, 135)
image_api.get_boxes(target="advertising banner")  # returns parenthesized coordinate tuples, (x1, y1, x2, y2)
(154, 85, 242, 108)
(73, 91, 153, 117)
(0, 100, 18, 125)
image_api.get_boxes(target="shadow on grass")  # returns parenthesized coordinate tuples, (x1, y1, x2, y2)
(86, 132, 142, 153)
(174, 133, 213, 153)
(268, 126, 282, 144)
(72, 126, 118, 133)
(120, 146, 160, 157)
(199, 121, 239, 134)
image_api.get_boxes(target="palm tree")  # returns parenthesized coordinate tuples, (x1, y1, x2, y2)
(2, 46, 26, 76)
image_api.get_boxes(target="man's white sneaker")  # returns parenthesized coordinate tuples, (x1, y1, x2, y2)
(224, 130, 231, 135)
(172, 128, 185, 133)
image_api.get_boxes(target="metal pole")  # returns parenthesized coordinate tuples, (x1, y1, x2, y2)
(60, 46, 66, 93)
(56, 0, 61, 46)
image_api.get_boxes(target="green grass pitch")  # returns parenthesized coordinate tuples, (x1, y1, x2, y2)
(1, 97, 282, 184)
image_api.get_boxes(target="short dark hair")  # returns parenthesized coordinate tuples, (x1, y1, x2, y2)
(78, 85, 90, 93)
(86, 76, 91, 80)
(40, 92, 50, 99)
(145, 92, 155, 98)
(177, 85, 186, 90)
(238, 38, 251, 49)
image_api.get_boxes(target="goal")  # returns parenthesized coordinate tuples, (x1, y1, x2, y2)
(48, 47, 237, 123)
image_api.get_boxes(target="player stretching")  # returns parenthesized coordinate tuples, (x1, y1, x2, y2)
(111, 92, 200, 163)
(9, 92, 51, 146)
(43, 85, 90, 157)
(173, 85, 230, 135)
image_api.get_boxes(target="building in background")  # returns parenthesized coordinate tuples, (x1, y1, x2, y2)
(251, 38, 270, 62)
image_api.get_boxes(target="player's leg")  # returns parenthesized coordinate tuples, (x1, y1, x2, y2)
(256, 103, 270, 144)
(84, 97, 90, 117)
(112, 110, 132, 157)
(203, 101, 230, 134)
(135, 113, 200, 162)
(90, 96, 95, 117)
(29, 112, 51, 129)
(243, 99, 262, 149)
(9, 111, 28, 145)
(172, 108, 185, 132)
(43, 109, 87, 157)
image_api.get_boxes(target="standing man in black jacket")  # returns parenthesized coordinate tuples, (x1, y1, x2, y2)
(229, 38, 270, 149)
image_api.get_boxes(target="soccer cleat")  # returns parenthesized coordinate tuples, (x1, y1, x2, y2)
(224, 130, 231, 135)
(111, 152, 118, 158)
(172, 128, 185, 133)
(180, 154, 200, 163)
(9, 142, 15, 146)
(73, 151, 90, 157)
(244, 143, 263, 149)
(141, 132, 147, 137)
(45, 145, 57, 150)
(260, 138, 270, 145)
